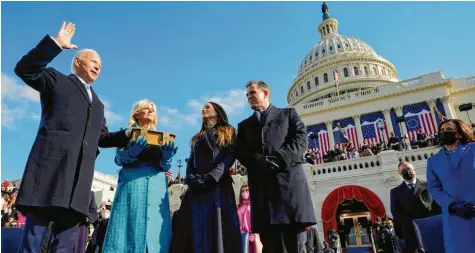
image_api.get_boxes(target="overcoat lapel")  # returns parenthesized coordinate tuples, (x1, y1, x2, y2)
(263, 105, 281, 127)
(69, 74, 92, 104)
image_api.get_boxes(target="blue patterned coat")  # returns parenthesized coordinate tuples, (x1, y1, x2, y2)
(102, 131, 173, 253)
(426, 142, 475, 253)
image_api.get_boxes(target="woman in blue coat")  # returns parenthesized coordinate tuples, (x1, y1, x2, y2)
(426, 119, 475, 253)
(102, 99, 178, 253)
(185, 101, 242, 253)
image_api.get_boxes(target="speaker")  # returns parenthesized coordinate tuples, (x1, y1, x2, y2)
(459, 103, 473, 112)
(396, 116, 405, 123)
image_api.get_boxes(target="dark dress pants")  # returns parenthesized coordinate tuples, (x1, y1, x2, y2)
(260, 225, 307, 253)
(17, 207, 83, 253)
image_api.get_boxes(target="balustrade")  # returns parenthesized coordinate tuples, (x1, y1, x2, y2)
(308, 146, 441, 179)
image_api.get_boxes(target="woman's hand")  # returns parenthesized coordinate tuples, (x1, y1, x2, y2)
(161, 141, 178, 161)
(127, 136, 148, 158)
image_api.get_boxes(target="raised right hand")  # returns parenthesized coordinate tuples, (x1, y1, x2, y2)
(55, 21, 78, 49)
(127, 136, 148, 158)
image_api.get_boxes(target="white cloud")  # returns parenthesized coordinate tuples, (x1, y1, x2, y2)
(1, 73, 40, 103)
(158, 89, 248, 129)
(100, 98, 125, 126)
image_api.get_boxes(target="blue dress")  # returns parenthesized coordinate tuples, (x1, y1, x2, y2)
(102, 133, 173, 253)
(426, 142, 475, 253)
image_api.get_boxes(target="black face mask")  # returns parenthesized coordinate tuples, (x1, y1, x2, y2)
(401, 167, 415, 180)
(439, 131, 458, 145)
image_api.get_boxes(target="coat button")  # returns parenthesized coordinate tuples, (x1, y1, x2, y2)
(88, 106, 92, 111)
(83, 141, 88, 146)
(87, 123, 91, 127)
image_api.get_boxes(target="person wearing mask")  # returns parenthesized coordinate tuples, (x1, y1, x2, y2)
(327, 229, 341, 253)
(322, 241, 334, 253)
(426, 119, 475, 253)
(186, 102, 242, 253)
(236, 80, 316, 253)
(86, 205, 110, 253)
(102, 99, 177, 253)
(237, 184, 262, 253)
(390, 161, 441, 253)
(378, 220, 401, 253)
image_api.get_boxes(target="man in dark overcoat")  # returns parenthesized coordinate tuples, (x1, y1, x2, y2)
(390, 161, 441, 253)
(236, 80, 317, 253)
(14, 22, 130, 252)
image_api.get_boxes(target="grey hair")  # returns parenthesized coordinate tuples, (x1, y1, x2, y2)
(71, 49, 99, 74)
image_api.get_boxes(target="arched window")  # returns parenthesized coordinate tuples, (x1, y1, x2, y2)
(307, 81, 311, 90)
(329, 45, 333, 51)
(337, 44, 341, 49)
(315, 52, 319, 57)
(354, 67, 359, 76)
(343, 68, 349, 77)
(315, 77, 319, 86)
(309, 56, 312, 62)
(373, 67, 378, 75)
(364, 66, 369, 75)
(324, 73, 328, 83)
(322, 49, 326, 54)
(295, 90, 298, 96)
(300, 86, 304, 94)
(345, 43, 349, 48)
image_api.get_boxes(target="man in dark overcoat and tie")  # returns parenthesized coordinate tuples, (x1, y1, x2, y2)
(390, 161, 441, 253)
(14, 22, 131, 252)
(236, 80, 317, 253)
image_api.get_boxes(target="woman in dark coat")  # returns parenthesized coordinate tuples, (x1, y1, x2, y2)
(185, 101, 242, 253)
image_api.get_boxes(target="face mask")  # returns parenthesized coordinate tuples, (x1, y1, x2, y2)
(241, 192, 249, 200)
(101, 212, 110, 219)
(401, 168, 415, 181)
(439, 131, 458, 145)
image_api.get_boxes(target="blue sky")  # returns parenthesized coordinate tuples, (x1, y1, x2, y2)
(2, 1, 475, 181)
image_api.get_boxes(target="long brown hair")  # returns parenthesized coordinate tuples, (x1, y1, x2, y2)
(438, 119, 474, 144)
(191, 102, 235, 148)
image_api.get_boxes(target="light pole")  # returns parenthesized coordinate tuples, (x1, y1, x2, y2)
(177, 159, 183, 178)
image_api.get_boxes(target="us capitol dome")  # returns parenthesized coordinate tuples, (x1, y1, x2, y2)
(288, 2, 398, 106)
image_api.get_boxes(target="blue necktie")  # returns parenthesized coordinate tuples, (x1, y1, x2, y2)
(408, 183, 415, 191)
(85, 84, 93, 102)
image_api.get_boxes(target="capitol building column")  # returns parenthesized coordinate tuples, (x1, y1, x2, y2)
(325, 121, 335, 148)
(427, 99, 440, 125)
(354, 114, 364, 146)
(441, 96, 457, 119)
(395, 106, 408, 137)
(382, 108, 394, 134)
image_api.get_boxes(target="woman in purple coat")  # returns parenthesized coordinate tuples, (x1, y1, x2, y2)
(185, 102, 242, 253)
(426, 119, 475, 253)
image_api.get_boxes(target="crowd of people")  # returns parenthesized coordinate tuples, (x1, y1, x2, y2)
(305, 128, 446, 165)
(4, 21, 475, 253)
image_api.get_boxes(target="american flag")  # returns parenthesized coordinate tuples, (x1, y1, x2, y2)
(333, 118, 359, 148)
(361, 112, 389, 144)
(166, 170, 173, 181)
(307, 123, 330, 163)
(333, 70, 340, 83)
(403, 102, 437, 141)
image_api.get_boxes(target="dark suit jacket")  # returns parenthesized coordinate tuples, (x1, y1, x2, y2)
(14, 35, 129, 216)
(390, 179, 441, 251)
(236, 105, 317, 232)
